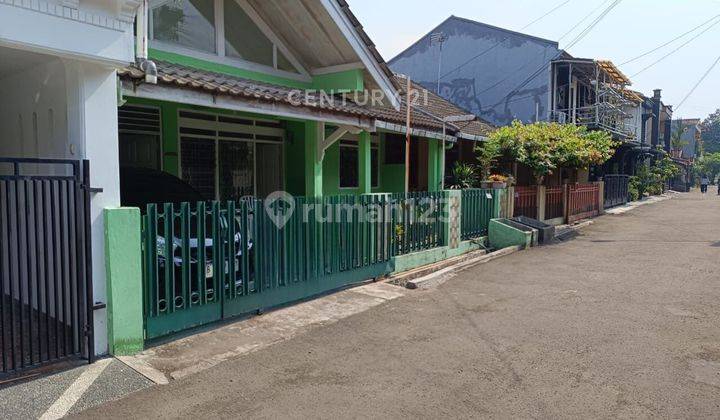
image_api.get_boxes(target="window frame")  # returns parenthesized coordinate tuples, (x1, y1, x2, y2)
(177, 108, 286, 200)
(338, 135, 380, 191)
(148, 0, 310, 82)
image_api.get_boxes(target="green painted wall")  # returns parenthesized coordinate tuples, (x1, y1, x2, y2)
(149, 49, 366, 92)
(149, 49, 311, 89)
(104, 208, 144, 356)
(312, 69, 364, 92)
(304, 121, 323, 198)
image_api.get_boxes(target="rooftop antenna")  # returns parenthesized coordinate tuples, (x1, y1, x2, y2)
(430, 32, 448, 95)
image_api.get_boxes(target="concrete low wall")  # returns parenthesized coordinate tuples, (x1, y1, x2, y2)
(391, 238, 488, 274)
(489, 219, 533, 250)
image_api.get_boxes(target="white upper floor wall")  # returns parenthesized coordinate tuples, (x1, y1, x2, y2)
(0, 0, 140, 66)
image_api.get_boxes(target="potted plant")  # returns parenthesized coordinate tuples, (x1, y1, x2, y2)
(474, 139, 502, 188)
(482, 174, 508, 189)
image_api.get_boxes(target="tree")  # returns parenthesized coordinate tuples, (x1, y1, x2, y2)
(474, 139, 501, 181)
(701, 109, 720, 154)
(694, 152, 720, 182)
(670, 120, 689, 153)
(487, 121, 617, 184)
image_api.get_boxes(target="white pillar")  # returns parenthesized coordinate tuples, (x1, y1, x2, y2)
(65, 60, 121, 356)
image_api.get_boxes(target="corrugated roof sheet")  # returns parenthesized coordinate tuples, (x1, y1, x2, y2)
(597, 60, 631, 85)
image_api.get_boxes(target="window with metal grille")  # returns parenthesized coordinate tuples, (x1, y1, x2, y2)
(118, 105, 162, 169)
(181, 138, 216, 200)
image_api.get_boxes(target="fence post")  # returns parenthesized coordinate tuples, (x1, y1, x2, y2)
(443, 190, 461, 249)
(504, 185, 515, 218)
(562, 182, 570, 224)
(493, 188, 504, 219)
(104, 208, 144, 356)
(537, 186, 546, 221)
(596, 180, 605, 214)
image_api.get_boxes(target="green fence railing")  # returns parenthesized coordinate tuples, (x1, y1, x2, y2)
(142, 195, 395, 339)
(390, 191, 444, 256)
(141, 189, 503, 339)
(461, 189, 502, 240)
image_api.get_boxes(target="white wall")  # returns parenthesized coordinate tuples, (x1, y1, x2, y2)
(0, 58, 121, 356)
(0, 59, 70, 160)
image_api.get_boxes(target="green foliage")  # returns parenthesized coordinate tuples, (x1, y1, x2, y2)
(474, 140, 502, 181)
(693, 152, 720, 183)
(628, 176, 641, 201)
(449, 162, 478, 189)
(487, 121, 617, 184)
(701, 109, 720, 154)
(634, 154, 682, 197)
(671, 120, 689, 151)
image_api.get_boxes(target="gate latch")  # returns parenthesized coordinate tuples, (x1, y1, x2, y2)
(92, 302, 107, 311)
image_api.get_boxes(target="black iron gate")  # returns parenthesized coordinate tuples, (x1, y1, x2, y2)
(604, 174, 630, 209)
(0, 158, 95, 376)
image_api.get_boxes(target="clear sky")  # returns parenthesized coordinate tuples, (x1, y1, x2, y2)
(349, 0, 720, 120)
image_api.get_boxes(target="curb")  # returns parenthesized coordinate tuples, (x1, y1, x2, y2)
(405, 246, 523, 290)
(388, 248, 488, 288)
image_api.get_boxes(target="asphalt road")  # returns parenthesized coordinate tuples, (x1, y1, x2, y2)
(76, 191, 720, 419)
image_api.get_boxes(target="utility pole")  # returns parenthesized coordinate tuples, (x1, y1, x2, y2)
(405, 77, 412, 193)
(431, 32, 448, 95)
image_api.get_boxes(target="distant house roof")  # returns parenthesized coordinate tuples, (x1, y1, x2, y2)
(389, 15, 559, 65)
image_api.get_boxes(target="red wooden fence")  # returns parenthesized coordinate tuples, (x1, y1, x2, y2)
(567, 183, 600, 223)
(545, 186, 564, 220)
(514, 186, 537, 218)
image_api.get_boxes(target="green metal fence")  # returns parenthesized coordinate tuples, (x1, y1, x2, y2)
(390, 191, 444, 256)
(142, 195, 394, 339)
(461, 189, 502, 240)
(141, 190, 503, 339)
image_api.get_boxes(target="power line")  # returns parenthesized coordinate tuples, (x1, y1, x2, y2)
(564, 0, 622, 50)
(557, 0, 612, 42)
(439, 0, 575, 80)
(629, 18, 720, 78)
(675, 53, 720, 111)
(490, 0, 623, 110)
(620, 14, 720, 65)
(465, 0, 619, 98)
(521, 0, 572, 30)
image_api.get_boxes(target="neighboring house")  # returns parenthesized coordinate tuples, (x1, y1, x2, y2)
(389, 16, 564, 127)
(0, 0, 141, 370)
(672, 118, 702, 160)
(0, 0, 494, 376)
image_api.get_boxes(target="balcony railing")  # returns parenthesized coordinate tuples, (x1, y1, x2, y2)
(550, 106, 636, 141)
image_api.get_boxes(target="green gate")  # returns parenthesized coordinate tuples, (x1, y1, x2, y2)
(142, 195, 395, 339)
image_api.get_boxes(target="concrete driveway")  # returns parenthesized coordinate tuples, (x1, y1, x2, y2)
(76, 191, 720, 419)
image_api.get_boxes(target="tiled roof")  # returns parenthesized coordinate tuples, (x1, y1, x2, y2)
(119, 62, 494, 139)
(119, 61, 377, 119)
(385, 76, 495, 137)
(335, 0, 396, 83)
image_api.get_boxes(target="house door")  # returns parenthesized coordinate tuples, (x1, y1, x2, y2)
(0, 158, 94, 377)
(256, 143, 283, 198)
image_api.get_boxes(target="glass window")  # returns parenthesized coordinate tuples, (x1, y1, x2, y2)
(223, 0, 273, 67)
(181, 138, 216, 200)
(219, 140, 254, 200)
(277, 50, 299, 74)
(152, 0, 217, 54)
(340, 145, 359, 189)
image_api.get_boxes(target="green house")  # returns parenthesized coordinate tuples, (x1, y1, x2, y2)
(118, 0, 492, 202)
